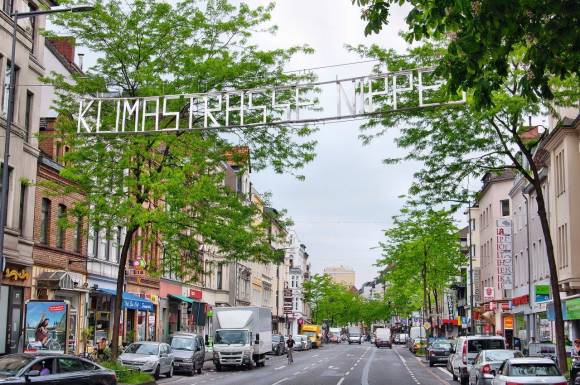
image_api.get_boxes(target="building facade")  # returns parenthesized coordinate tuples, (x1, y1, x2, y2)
(324, 265, 355, 288)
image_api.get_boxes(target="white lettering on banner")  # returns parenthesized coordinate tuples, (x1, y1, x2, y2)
(496, 218, 513, 290)
(76, 67, 466, 134)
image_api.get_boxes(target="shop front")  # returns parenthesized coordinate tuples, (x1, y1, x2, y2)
(160, 280, 183, 342)
(181, 286, 208, 335)
(0, 264, 32, 354)
(32, 268, 88, 354)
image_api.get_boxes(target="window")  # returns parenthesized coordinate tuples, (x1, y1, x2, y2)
(55, 142, 63, 163)
(500, 199, 510, 217)
(105, 228, 111, 261)
(40, 198, 50, 244)
(115, 226, 122, 261)
(73, 216, 82, 253)
(56, 204, 66, 249)
(24, 91, 33, 142)
(555, 150, 566, 196)
(92, 228, 99, 258)
(2, 62, 17, 119)
(57, 357, 86, 373)
(216, 264, 223, 290)
(558, 224, 569, 269)
(18, 183, 26, 235)
(2, 0, 14, 14)
(470, 218, 475, 231)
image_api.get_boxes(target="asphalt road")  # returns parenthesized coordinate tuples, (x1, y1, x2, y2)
(157, 342, 458, 385)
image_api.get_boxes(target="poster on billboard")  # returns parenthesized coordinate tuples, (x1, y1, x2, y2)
(24, 300, 69, 354)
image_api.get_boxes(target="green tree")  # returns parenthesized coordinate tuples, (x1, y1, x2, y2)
(351, 41, 578, 371)
(48, 0, 317, 358)
(352, 0, 580, 107)
(378, 208, 464, 330)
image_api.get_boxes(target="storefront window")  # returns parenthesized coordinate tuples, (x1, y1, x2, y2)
(148, 312, 156, 341)
(137, 311, 146, 341)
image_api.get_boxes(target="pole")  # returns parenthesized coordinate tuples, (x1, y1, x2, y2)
(468, 202, 475, 333)
(522, 192, 533, 341)
(0, 11, 18, 276)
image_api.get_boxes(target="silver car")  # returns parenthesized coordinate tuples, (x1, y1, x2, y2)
(119, 341, 174, 379)
(469, 349, 523, 385)
(491, 357, 567, 385)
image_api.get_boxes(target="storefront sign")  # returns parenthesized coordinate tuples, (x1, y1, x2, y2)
(189, 289, 203, 300)
(566, 298, 580, 320)
(24, 300, 69, 354)
(473, 268, 481, 305)
(496, 219, 513, 289)
(483, 287, 495, 302)
(535, 285, 550, 303)
(4, 267, 29, 281)
(503, 315, 514, 330)
(501, 302, 511, 311)
(512, 295, 529, 306)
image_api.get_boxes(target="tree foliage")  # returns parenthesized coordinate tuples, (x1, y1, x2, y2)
(378, 208, 464, 321)
(352, 0, 580, 107)
(352, 40, 578, 371)
(303, 275, 390, 327)
(46, 0, 317, 357)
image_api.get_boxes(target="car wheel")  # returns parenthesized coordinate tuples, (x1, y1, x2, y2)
(460, 376, 468, 385)
(153, 365, 161, 380)
(197, 365, 202, 375)
(215, 364, 222, 372)
(166, 364, 173, 378)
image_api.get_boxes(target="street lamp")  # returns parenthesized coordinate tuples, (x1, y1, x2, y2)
(0, 5, 94, 276)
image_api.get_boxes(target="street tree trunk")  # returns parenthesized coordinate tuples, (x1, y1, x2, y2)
(534, 183, 567, 373)
(111, 226, 137, 359)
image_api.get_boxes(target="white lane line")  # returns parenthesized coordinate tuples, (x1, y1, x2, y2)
(337, 378, 345, 385)
(345, 371, 350, 376)
(361, 345, 377, 385)
(275, 365, 286, 370)
(313, 354, 319, 357)
(271, 378, 289, 385)
(350, 366, 354, 370)
(438, 367, 453, 378)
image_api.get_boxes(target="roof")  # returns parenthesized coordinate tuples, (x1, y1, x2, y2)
(505, 357, 557, 364)
(45, 38, 82, 75)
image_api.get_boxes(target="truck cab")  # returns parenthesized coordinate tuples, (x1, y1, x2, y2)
(300, 324, 322, 348)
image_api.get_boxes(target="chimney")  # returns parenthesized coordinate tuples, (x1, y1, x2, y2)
(48, 37, 76, 65)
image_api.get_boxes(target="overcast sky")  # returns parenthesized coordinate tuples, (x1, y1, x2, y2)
(242, 0, 415, 287)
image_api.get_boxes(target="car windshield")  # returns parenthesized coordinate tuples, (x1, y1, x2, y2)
(485, 350, 522, 361)
(509, 363, 560, 377)
(215, 330, 249, 345)
(272, 336, 280, 342)
(468, 339, 504, 353)
(0, 355, 34, 376)
(125, 343, 159, 355)
(304, 332, 316, 337)
(433, 342, 453, 349)
(171, 337, 195, 351)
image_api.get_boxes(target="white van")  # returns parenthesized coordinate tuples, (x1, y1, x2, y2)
(375, 328, 392, 348)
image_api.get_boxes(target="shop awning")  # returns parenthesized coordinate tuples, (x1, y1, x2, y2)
(168, 294, 196, 304)
(96, 288, 154, 312)
(37, 271, 77, 290)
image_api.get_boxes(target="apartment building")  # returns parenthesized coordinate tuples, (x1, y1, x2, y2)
(324, 265, 356, 288)
(0, 0, 55, 354)
(477, 170, 515, 336)
(285, 231, 310, 335)
(466, 205, 481, 325)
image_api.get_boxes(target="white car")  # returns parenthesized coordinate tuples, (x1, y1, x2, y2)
(119, 341, 174, 379)
(491, 357, 567, 385)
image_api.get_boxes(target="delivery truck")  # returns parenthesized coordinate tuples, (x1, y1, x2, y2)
(212, 306, 272, 370)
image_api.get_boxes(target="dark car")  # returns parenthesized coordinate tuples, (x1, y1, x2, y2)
(427, 340, 454, 367)
(0, 353, 116, 384)
(271, 335, 286, 356)
(169, 333, 205, 376)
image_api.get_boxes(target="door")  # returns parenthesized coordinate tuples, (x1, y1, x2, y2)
(195, 337, 204, 367)
(54, 357, 94, 385)
(6, 287, 23, 354)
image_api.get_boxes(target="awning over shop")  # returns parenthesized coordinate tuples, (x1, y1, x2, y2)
(96, 288, 154, 312)
(168, 294, 195, 304)
(37, 271, 80, 290)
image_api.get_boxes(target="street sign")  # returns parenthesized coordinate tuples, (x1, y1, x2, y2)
(77, 67, 465, 134)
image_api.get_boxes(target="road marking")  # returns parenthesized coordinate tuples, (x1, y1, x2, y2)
(337, 378, 345, 385)
(415, 356, 422, 362)
(345, 371, 350, 376)
(438, 367, 453, 377)
(275, 365, 286, 370)
(313, 354, 319, 357)
(271, 378, 289, 385)
(361, 345, 377, 385)
(350, 366, 354, 370)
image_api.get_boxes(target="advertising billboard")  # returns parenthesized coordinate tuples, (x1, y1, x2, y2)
(24, 300, 69, 354)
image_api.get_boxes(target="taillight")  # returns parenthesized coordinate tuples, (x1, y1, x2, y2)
(481, 364, 491, 374)
(462, 341, 467, 364)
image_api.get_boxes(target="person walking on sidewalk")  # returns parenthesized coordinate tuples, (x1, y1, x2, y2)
(286, 335, 295, 364)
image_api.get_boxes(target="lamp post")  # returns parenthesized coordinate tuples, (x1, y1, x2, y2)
(0, 5, 94, 278)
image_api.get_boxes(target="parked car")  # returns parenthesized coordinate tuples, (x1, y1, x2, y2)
(427, 340, 454, 367)
(328, 328, 341, 343)
(469, 349, 523, 385)
(394, 333, 401, 344)
(293, 335, 306, 351)
(271, 335, 286, 356)
(297, 334, 312, 350)
(398, 333, 409, 345)
(169, 333, 205, 376)
(526, 342, 557, 362)
(119, 341, 174, 379)
(0, 353, 117, 385)
(451, 336, 505, 385)
(491, 357, 567, 385)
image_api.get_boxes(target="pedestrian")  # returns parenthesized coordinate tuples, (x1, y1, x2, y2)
(286, 335, 295, 364)
(573, 339, 580, 357)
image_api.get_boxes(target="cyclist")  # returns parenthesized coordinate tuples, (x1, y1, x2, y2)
(286, 335, 295, 364)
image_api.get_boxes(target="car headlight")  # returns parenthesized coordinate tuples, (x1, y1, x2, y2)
(213, 351, 219, 359)
(143, 360, 157, 368)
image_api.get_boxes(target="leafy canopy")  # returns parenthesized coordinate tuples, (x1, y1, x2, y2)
(352, 0, 580, 107)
